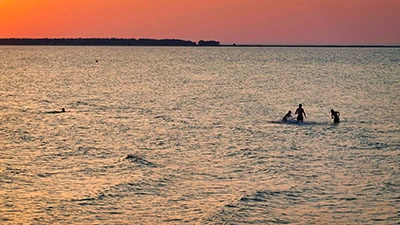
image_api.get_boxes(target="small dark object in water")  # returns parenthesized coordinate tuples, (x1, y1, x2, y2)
(125, 154, 156, 167)
(46, 108, 66, 114)
(126, 154, 139, 160)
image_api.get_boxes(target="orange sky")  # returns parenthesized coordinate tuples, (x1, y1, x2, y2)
(1, 0, 399, 44)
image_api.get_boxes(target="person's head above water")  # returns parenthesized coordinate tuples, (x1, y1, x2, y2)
(61, 108, 66, 112)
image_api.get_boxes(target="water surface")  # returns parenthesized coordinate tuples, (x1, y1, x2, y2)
(1, 46, 399, 224)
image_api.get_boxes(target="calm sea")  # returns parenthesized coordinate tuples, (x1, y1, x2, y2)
(1, 46, 399, 224)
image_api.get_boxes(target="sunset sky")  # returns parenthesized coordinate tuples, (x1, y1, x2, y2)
(1, 0, 399, 45)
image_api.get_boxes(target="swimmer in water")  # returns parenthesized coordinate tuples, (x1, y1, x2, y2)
(331, 109, 340, 123)
(282, 110, 292, 122)
(46, 108, 66, 114)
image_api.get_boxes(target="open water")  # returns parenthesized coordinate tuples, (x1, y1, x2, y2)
(0, 46, 399, 224)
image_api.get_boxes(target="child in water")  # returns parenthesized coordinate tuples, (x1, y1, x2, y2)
(331, 109, 340, 123)
(282, 110, 292, 122)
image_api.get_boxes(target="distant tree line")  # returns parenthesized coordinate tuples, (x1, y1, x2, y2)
(0, 38, 221, 46)
(198, 40, 220, 46)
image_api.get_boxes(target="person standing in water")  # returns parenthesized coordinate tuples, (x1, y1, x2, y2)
(331, 109, 340, 123)
(295, 104, 306, 122)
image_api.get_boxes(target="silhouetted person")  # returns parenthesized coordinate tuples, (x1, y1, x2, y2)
(331, 109, 340, 123)
(295, 104, 306, 122)
(282, 110, 292, 122)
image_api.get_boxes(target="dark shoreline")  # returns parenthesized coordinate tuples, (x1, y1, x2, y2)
(0, 38, 219, 46)
(0, 38, 398, 48)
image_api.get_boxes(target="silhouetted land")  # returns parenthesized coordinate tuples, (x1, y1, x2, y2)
(0, 38, 220, 46)
(0, 38, 397, 47)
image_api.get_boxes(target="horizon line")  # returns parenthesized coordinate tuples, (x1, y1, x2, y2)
(0, 37, 399, 47)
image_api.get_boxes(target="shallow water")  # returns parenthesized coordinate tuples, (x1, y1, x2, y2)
(1, 46, 399, 224)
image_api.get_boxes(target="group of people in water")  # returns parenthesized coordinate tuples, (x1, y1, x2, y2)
(282, 104, 340, 123)
(53, 105, 341, 123)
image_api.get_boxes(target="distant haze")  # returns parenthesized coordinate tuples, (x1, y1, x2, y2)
(1, 0, 399, 45)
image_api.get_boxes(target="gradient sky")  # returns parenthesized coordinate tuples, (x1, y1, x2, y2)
(1, 0, 399, 45)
